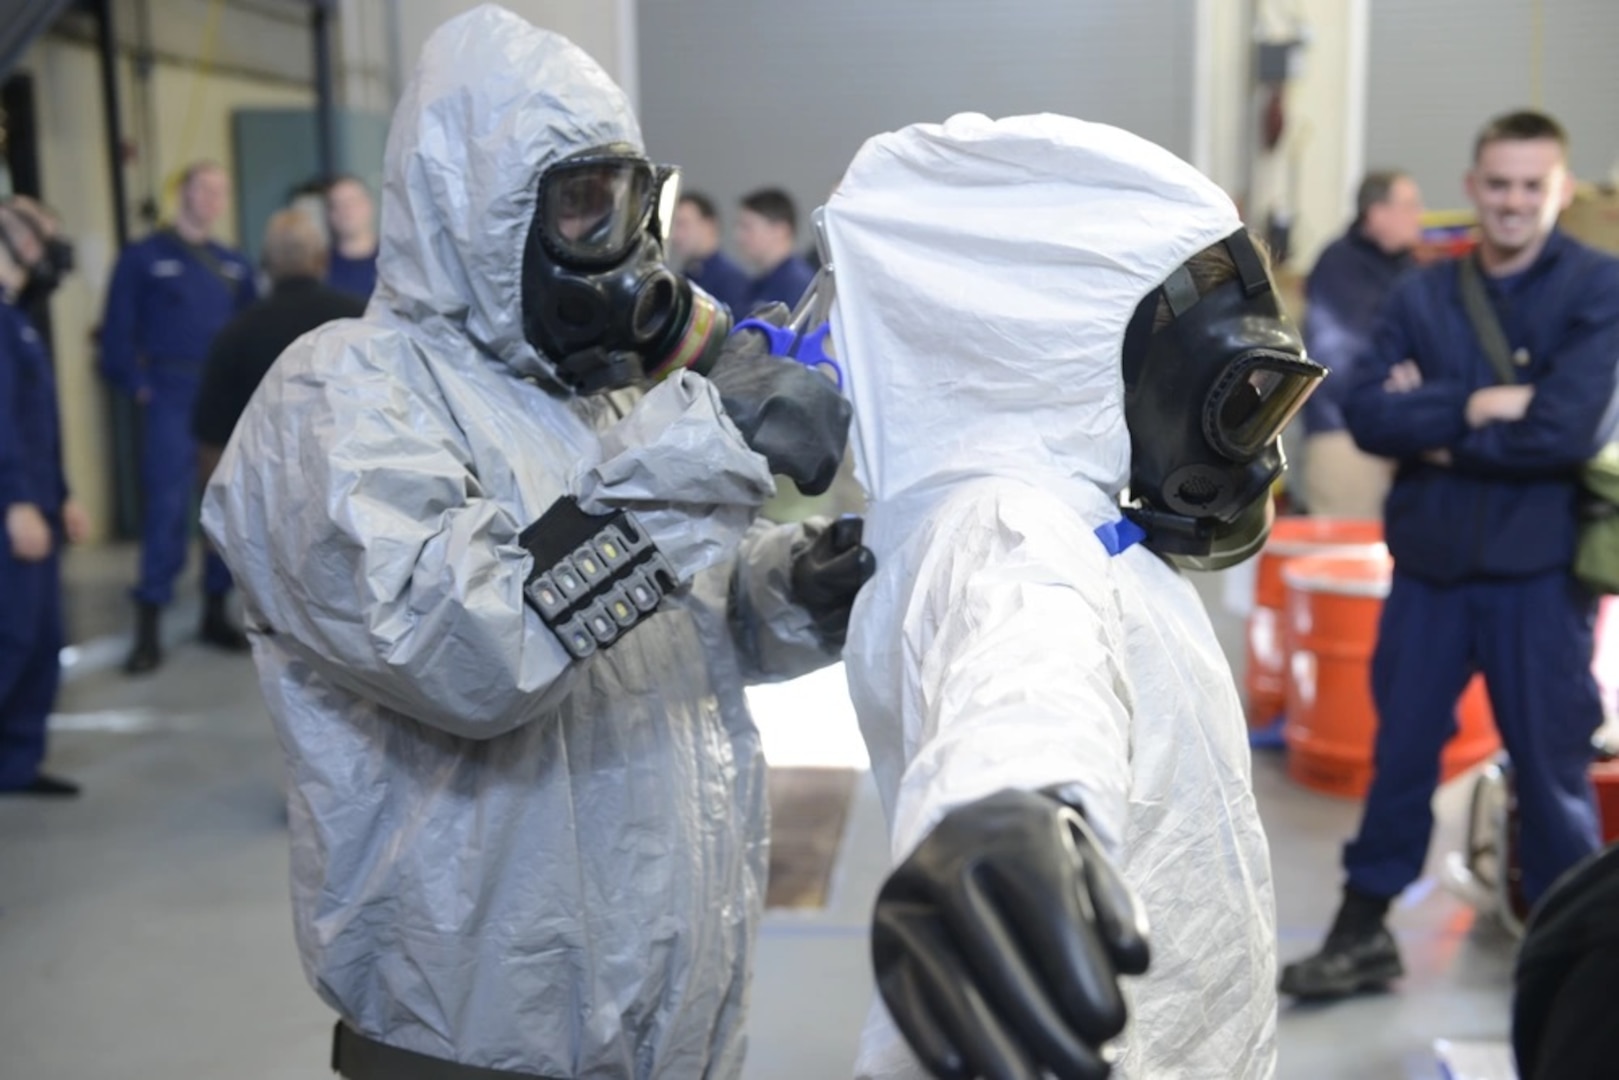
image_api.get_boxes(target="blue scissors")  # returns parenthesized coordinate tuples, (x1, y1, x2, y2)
(733, 265, 845, 392)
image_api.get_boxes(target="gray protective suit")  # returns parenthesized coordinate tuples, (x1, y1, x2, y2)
(201, 6, 832, 1076)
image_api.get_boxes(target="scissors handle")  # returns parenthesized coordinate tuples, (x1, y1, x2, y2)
(733, 318, 845, 392)
(733, 318, 799, 357)
(793, 323, 845, 391)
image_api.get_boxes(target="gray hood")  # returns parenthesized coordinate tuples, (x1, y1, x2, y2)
(375, 2, 642, 384)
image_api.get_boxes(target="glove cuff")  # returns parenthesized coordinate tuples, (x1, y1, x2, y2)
(520, 496, 678, 659)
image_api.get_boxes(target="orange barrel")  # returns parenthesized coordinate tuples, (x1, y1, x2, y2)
(1280, 551, 1501, 799)
(1244, 517, 1385, 728)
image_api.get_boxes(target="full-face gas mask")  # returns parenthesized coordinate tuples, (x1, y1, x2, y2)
(1120, 229, 1325, 571)
(520, 144, 732, 394)
(0, 200, 75, 307)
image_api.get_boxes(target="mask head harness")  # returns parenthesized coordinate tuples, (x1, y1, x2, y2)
(1119, 228, 1325, 570)
(520, 144, 730, 395)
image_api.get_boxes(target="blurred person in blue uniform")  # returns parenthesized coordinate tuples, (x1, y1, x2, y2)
(1300, 170, 1424, 518)
(98, 160, 257, 674)
(192, 208, 365, 485)
(668, 191, 750, 315)
(1281, 110, 1619, 1000)
(0, 196, 90, 797)
(324, 174, 379, 300)
(736, 187, 815, 310)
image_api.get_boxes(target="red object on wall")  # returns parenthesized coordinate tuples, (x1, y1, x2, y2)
(1262, 85, 1286, 150)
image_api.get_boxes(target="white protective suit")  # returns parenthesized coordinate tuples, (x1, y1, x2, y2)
(827, 114, 1279, 1078)
(202, 6, 834, 1076)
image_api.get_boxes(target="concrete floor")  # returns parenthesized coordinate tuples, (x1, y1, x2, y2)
(0, 545, 1521, 1079)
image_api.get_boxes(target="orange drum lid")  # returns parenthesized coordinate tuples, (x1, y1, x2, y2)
(1282, 552, 1394, 598)
(1265, 517, 1386, 557)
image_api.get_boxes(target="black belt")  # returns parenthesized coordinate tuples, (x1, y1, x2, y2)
(331, 1021, 562, 1080)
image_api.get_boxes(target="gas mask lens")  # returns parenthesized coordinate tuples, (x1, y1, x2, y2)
(1206, 352, 1325, 461)
(541, 157, 676, 266)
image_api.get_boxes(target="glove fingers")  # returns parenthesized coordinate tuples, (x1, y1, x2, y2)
(874, 903, 1044, 1080)
(830, 515, 863, 551)
(984, 850, 1129, 1046)
(873, 952, 970, 1080)
(814, 611, 852, 649)
(791, 518, 874, 650)
(822, 543, 876, 592)
(949, 868, 1116, 1079)
(1071, 817, 1152, 977)
(796, 416, 849, 494)
(748, 389, 848, 495)
(797, 462, 838, 497)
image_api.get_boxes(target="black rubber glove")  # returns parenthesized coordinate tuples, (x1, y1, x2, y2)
(705, 304, 852, 496)
(790, 516, 876, 649)
(872, 787, 1151, 1080)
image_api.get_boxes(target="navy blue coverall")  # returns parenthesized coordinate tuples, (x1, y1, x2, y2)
(683, 249, 751, 318)
(326, 247, 377, 300)
(0, 298, 68, 789)
(1342, 229, 1619, 906)
(1302, 227, 1413, 437)
(98, 229, 255, 608)
(747, 252, 816, 312)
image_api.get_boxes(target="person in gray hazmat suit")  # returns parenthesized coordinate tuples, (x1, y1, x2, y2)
(201, 5, 871, 1077)
(822, 114, 1326, 1078)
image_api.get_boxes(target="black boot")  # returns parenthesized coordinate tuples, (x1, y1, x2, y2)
(0, 773, 82, 798)
(199, 592, 249, 652)
(1278, 888, 1404, 1000)
(123, 602, 163, 675)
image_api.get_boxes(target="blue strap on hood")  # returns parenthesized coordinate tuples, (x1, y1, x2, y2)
(1095, 516, 1147, 557)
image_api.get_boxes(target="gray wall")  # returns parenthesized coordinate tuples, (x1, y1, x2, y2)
(637, 0, 1197, 260)
(1366, 0, 1619, 210)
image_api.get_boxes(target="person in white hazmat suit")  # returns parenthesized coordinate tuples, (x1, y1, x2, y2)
(201, 5, 874, 1078)
(821, 114, 1326, 1079)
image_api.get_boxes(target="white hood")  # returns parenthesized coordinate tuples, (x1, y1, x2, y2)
(824, 112, 1243, 508)
(374, 2, 641, 384)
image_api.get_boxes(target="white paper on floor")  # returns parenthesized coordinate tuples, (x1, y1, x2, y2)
(1433, 1038, 1518, 1080)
